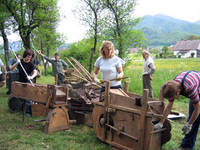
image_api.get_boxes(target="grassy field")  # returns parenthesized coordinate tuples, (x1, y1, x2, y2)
(0, 58, 200, 150)
(0, 75, 110, 150)
(124, 58, 200, 150)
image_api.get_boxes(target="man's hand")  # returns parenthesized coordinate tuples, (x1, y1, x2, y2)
(36, 50, 44, 57)
(14, 58, 20, 66)
(16, 58, 21, 64)
(62, 69, 67, 73)
(27, 75, 34, 80)
(154, 122, 163, 131)
(182, 122, 192, 135)
(36, 50, 41, 55)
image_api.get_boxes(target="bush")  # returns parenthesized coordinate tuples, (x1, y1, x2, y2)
(61, 39, 101, 71)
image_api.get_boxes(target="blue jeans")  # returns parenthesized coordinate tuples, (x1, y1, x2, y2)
(25, 100, 32, 114)
(181, 100, 200, 149)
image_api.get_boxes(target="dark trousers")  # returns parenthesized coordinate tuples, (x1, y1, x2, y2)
(25, 101, 32, 114)
(7, 72, 19, 94)
(99, 85, 122, 101)
(142, 74, 153, 98)
(181, 100, 200, 149)
(57, 73, 65, 85)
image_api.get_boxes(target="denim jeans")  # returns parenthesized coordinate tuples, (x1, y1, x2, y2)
(25, 100, 32, 114)
(181, 100, 200, 149)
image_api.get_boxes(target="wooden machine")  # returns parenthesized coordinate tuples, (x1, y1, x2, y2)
(92, 81, 171, 150)
(7, 58, 172, 149)
(8, 81, 73, 134)
(64, 57, 172, 149)
(7, 57, 98, 134)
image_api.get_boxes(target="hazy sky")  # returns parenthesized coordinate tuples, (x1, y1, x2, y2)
(5, 0, 200, 43)
(57, 0, 200, 43)
(136, 0, 200, 22)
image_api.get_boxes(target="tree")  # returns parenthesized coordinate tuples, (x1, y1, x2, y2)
(75, 0, 104, 73)
(185, 35, 200, 40)
(63, 38, 100, 70)
(0, 2, 12, 66)
(32, 23, 64, 75)
(121, 22, 147, 50)
(103, 0, 140, 58)
(161, 45, 169, 58)
(3, 0, 59, 49)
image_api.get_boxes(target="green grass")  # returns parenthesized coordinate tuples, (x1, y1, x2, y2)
(0, 58, 200, 150)
(0, 75, 111, 150)
(124, 58, 200, 150)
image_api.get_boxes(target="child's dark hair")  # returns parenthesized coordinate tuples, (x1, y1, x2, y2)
(54, 53, 59, 56)
(23, 49, 34, 58)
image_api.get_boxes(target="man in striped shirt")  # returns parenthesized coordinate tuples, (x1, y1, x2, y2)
(154, 71, 200, 150)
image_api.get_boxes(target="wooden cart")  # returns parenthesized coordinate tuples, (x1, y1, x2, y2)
(93, 81, 171, 150)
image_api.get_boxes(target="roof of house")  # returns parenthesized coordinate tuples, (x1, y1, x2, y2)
(172, 40, 200, 51)
(127, 48, 141, 53)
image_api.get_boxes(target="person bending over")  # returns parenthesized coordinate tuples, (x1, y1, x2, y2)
(154, 71, 200, 150)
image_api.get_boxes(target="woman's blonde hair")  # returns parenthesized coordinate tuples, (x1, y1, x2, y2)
(100, 41, 115, 59)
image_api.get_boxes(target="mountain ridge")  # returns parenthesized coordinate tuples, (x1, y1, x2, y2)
(1, 14, 200, 51)
(136, 14, 200, 47)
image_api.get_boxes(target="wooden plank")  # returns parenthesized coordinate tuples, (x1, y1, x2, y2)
(108, 104, 158, 118)
(11, 82, 48, 104)
(44, 106, 70, 134)
(108, 141, 133, 150)
(124, 81, 129, 92)
(31, 104, 46, 116)
(109, 92, 141, 110)
(106, 124, 138, 141)
(56, 89, 66, 96)
(110, 89, 129, 97)
(103, 81, 110, 141)
(138, 89, 149, 150)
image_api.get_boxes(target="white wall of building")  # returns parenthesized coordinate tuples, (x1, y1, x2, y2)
(173, 50, 197, 58)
